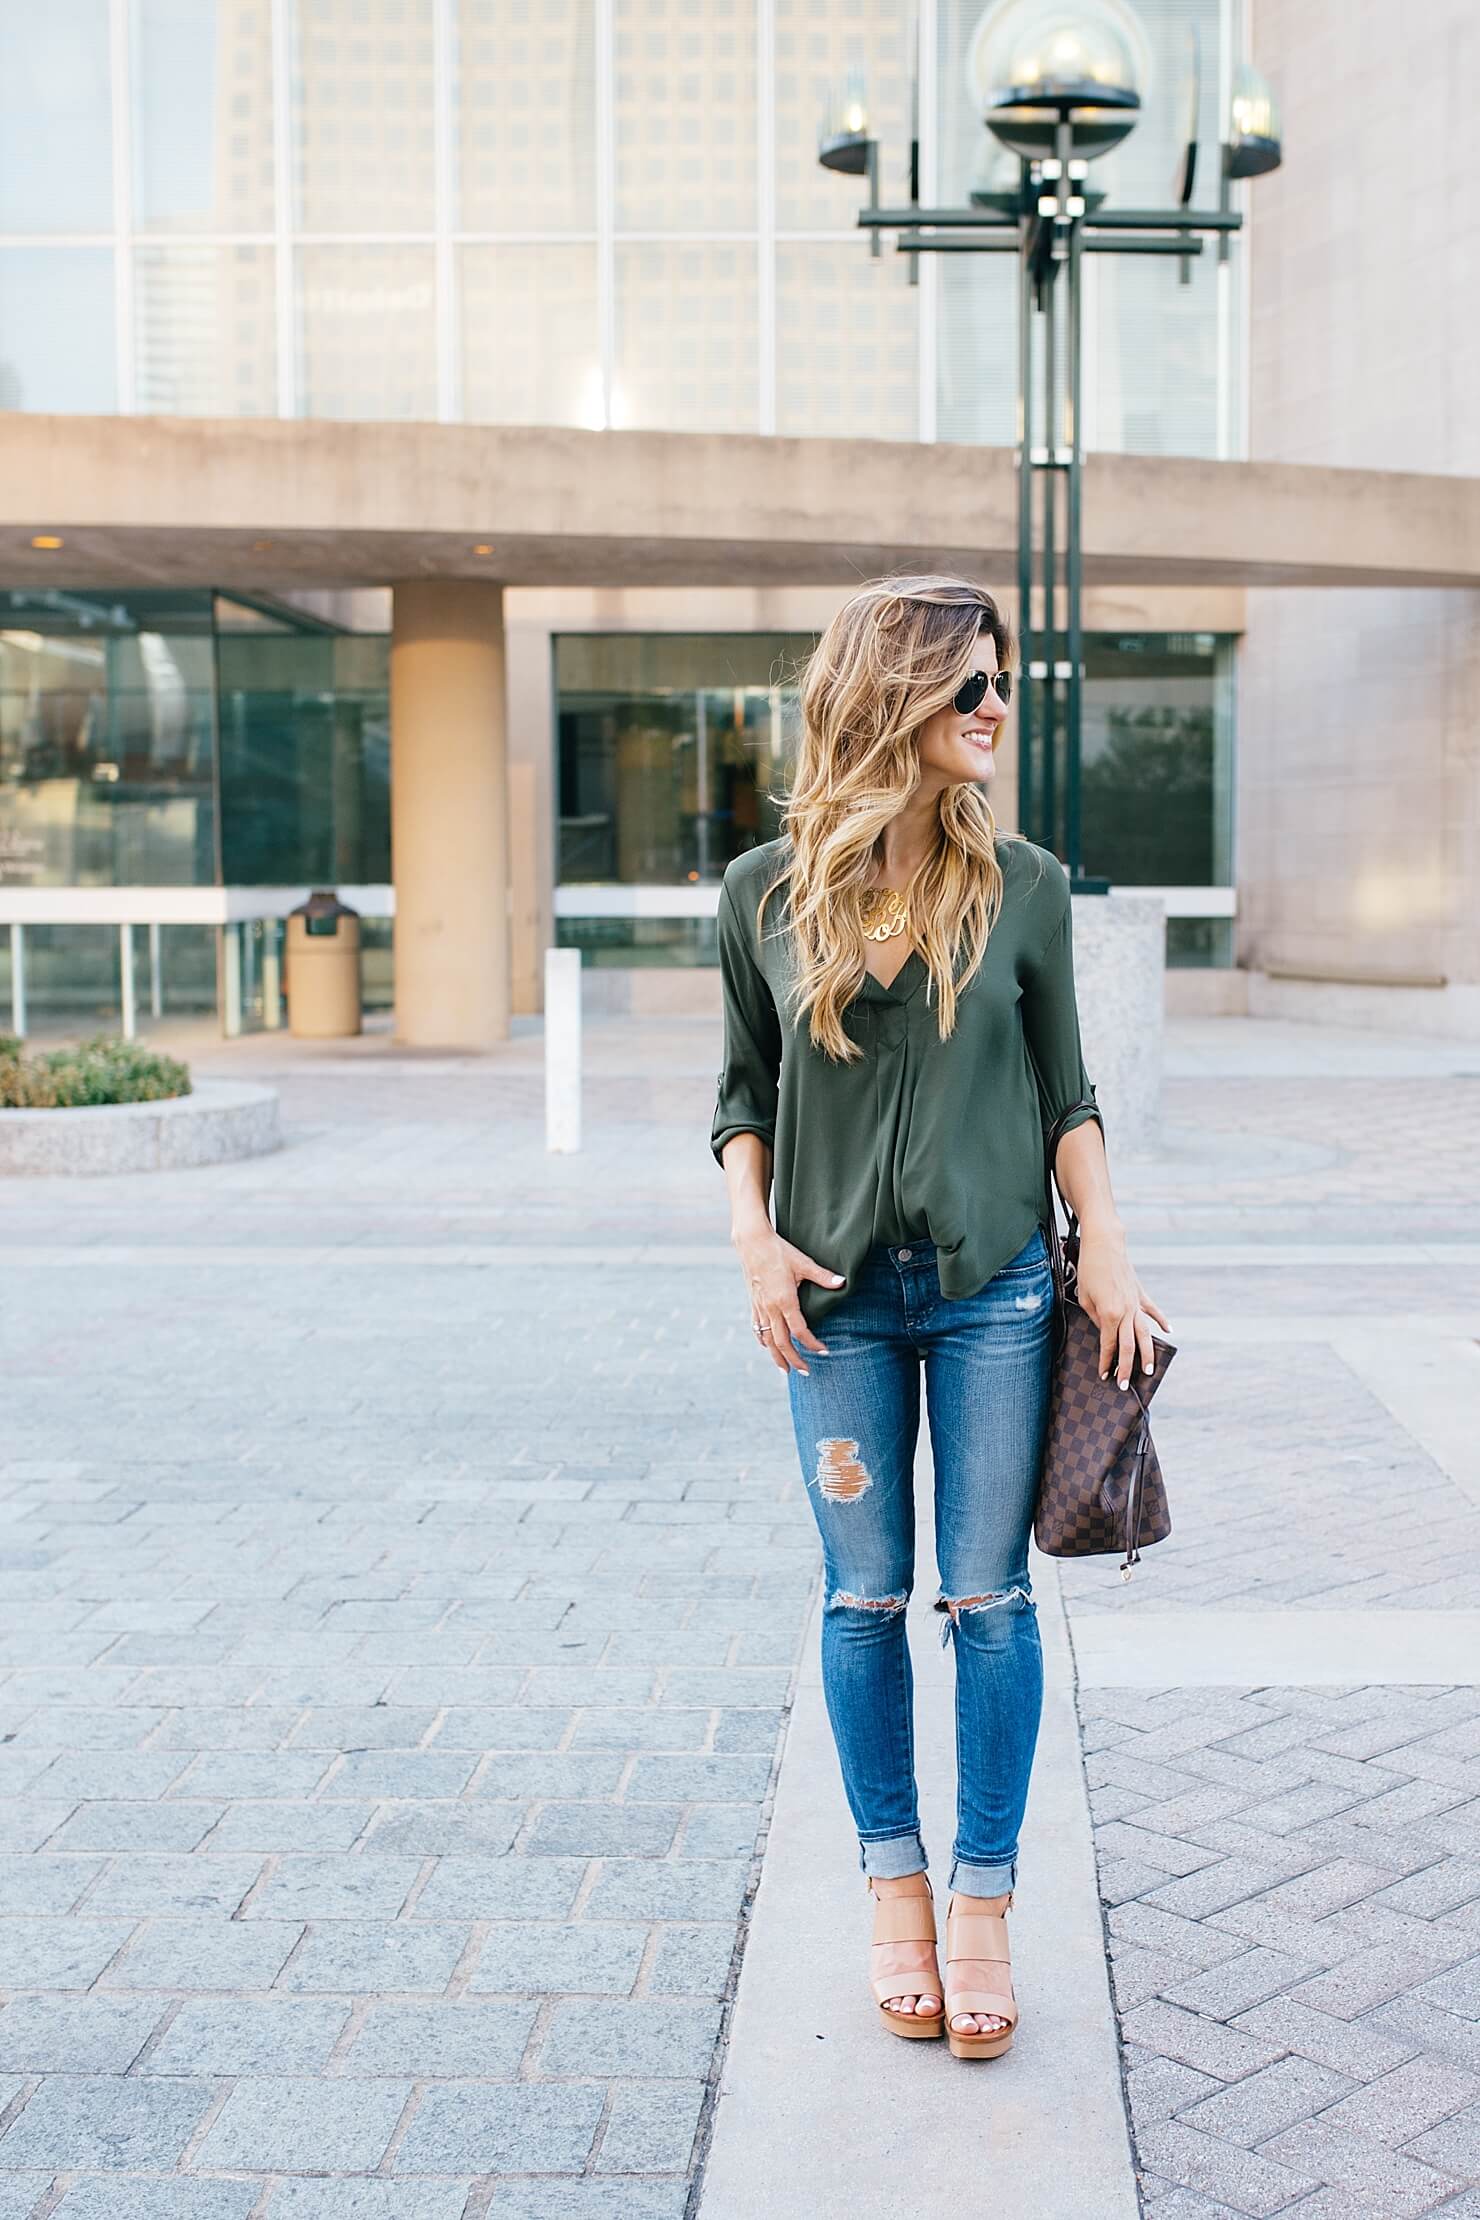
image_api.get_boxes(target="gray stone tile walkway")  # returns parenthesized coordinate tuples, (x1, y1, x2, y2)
(1, 1029, 821, 2214)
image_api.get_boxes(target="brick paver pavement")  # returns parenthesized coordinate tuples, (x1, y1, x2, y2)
(1, 1037, 822, 2217)
(1083, 1685, 1480, 2216)
(1059, 1342, 1480, 1616)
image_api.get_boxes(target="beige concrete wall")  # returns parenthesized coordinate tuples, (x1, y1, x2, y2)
(4, 413, 1478, 593)
(1242, 0, 1480, 1031)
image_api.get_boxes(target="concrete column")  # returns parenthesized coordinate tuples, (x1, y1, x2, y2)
(390, 579, 511, 1048)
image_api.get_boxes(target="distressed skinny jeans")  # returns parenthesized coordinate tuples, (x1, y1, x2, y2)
(785, 1226, 1052, 1896)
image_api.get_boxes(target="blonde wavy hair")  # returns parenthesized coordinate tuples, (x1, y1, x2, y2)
(757, 573, 1041, 1061)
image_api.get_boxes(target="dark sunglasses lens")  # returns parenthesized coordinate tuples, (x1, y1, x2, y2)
(953, 669, 1010, 713)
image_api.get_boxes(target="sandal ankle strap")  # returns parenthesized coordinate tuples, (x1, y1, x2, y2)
(946, 1908, 1010, 1958)
(872, 1893, 939, 1945)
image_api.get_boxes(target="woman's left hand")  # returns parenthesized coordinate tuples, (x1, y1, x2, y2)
(1074, 1229, 1172, 1392)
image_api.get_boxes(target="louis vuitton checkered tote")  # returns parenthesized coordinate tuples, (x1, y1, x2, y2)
(1033, 1101, 1177, 1580)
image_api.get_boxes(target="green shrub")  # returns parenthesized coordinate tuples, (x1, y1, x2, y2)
(0, 1035, 192, 1110)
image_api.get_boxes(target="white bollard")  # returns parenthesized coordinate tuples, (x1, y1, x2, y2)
(222, 924, 243, 1039)
(261, 926, 282, 1030)
(119, 923, 136, 1040)
(544, 946, 582, 1153)
(9, 923, 25, 1039)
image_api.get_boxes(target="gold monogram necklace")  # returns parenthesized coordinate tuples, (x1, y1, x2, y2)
(859, 885, 910, 943)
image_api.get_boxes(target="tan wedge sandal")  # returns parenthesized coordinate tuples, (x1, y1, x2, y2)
(943, 1893, 1018, 2060)
(867, 1874, 945, 2039)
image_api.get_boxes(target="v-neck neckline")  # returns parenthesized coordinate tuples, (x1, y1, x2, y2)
(857, 948, 926, 1005)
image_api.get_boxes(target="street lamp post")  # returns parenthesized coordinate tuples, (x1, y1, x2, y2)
(820, 3, 1281, 887)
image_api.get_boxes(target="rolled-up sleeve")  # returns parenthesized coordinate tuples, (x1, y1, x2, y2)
(1021, 876, 1102, 1147)
(710, 876, 783, 1167)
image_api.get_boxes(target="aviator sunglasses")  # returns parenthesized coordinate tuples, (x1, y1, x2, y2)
(953, 667, 1014, 715)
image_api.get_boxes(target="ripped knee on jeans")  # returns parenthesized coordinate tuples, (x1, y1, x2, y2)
(827, 1587, 910, 1616)
(934, 1587, 1033, 1645)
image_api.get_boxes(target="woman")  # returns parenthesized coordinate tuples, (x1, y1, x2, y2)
(710, 576, 1169, 2059)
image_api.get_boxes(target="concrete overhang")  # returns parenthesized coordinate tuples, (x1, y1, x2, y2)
(3, 415, 1479, 593)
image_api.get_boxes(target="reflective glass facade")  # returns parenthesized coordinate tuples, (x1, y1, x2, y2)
(555, 628, 1235, 966)
(0, 591, 218, 889)
(0, 590, 392, 1032)
(216, 618, 390, 886)
(2, 0, 1238, 456)
(0, 591, 389, 893)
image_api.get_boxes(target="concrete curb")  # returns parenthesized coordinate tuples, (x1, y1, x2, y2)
(697, 1502, 1139, 2218)
(1072, 1607, 1480, 1686)
(0, 1081, 281, 1175)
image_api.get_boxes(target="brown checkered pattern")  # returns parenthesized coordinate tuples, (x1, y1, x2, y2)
(1034, 1223, 1177, 1576)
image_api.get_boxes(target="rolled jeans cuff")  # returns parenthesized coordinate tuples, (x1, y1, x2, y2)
(858, 1831, 928, 1880)
(949, 1854, 1017, 1895)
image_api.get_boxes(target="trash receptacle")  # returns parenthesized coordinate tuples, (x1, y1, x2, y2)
(286, 890, 362, 1038)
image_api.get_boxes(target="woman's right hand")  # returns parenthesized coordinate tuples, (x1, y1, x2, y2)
(732, 1224, 845, 1377)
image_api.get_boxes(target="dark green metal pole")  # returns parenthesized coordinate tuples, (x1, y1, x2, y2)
(1041, 236, 1057, 858)
(1063, 131, 1085, 879)
(1016, 213, 1035, 845)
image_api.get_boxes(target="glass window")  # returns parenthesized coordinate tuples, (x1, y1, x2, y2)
(0, 590, 218, 890)
(3, 923, 125, 1033)
(0, 250, 117, 414)
(132, 0, 277, 235)
(774, 0, 914, 232)
(936, 251, 1016, 448)
(775, 242, 916, 440)
(0, 921, 223, 1036)
(1084, 250, 1220, 460)
(297, 246, 437, 419)
(613, 0, 757, 233)
(1077, 632, 1234, 888)
(293, 0, 436, 234)
(216, 626, 390, 885)
(135, 246, 277, 416)
(460, 244, 599, 426)
(0, 3, 113, 233)
(613, 242, 757, 431)
(556, 916, 721, 970)
(554, 631, 813, 886)
(456, 0, 597, 233)
(1167, 917, 1233, 969)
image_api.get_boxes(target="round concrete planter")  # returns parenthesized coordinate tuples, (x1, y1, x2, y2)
(0, 1081, 281, 1176)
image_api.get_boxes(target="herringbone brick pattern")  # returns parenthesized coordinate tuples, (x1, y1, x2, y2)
(1154, 1078, 1480, 1218)
(1081, 1685, 1480, 2216)
(1059, 1343, 1480, 1615)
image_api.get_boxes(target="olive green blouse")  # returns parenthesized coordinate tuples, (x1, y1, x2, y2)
(709, 834, 1102, 1331)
